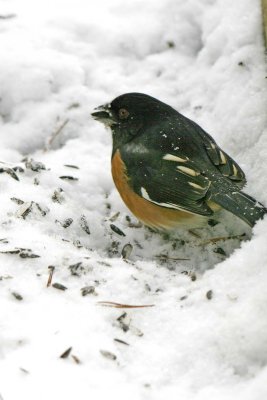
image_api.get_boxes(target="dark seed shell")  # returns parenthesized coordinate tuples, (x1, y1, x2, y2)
(52, 283, 68, 291)
(59, 176, 78, 181)
(60, 347, 72, 358)
(110, 224, 125, 237)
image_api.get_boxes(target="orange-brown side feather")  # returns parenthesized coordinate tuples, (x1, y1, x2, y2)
(111, 150, 207, 230)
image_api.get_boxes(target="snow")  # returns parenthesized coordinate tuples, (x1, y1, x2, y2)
(0, 0, 267, 399)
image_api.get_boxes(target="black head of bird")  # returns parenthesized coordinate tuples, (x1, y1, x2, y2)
(92, 93, 176, 151)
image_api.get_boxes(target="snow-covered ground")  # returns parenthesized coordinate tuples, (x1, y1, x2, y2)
(0, 0, 267, 399)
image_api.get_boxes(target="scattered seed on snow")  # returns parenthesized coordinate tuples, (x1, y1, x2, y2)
(16, 202, 33, 219)
(0, 14, 16, 19)
(214, 247, 226, 256)
(62, 218, 73, 228)
(114, 338, 130, 346)
(130, 325, 144, 337)
(144, 383, 151, 389)
(145, 283, 151, 292)
(15, 201, 48, 218)
(52, 188, 64, 203)
(167, 40, 175, 48)
(117, 312, 130, 332)
(10, 197, 24, 205)
(25, 158, 46, 172)
(110, 224, 126, 237)
(19, 367, 29, 374)
(60, 347, 72, 359)
(34, 202, 49, 217)
(52, 283, 68, 291)
(133, 239, 143, 249)
(108, 240, 120, 256)
(12, 291, 23, 301)
(73, 239, 83, 248)
(0, 167, 19, 181)
(109, 211, 120, 222)
(206, 290, 213, 300)
(189, 272, 197, 281)
(0, 249, 20, 255)
(69, 262, 85, 276)
(59, 176, 78, 181)
(56, 218, 73, 228)
(121, 243, 133, 259)
(97, 261, 111, 267)
(100, 350, 117, 361)
(80, 215, 90, 235)
(13, 166, 24, 173)
(20, 251, 40, 259)
(0, 275, 13, 280)
(81, 286, 96, 296)
(64, 164, 79, 169)
(0, 248, 40, 258)
(67, 102, 80, 109)
(116, 310, 144, 336)
(128, 221, 142, 228)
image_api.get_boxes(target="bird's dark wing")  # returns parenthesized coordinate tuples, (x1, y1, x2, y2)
(185, 118, 246, 187)
(120, 114, 246, 217)
(122, 148, 214, 216)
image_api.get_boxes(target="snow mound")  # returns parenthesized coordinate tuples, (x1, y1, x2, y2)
(0, 0, 267, 399)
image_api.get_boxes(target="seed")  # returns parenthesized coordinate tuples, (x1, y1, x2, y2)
(110, 224, 125, 237)
(206, 290, 213, 300)
(52, 283, 67, 291)
(121, 243, 133, 259)
(100, 350, 117, 361)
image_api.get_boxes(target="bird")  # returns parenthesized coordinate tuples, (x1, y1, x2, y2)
(91, 92, 266, 230)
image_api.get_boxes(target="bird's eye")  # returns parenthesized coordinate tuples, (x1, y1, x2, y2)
(118, 108, 129, 120)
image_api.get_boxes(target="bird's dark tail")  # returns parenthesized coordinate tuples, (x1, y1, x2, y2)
(210, 188, 266, 227)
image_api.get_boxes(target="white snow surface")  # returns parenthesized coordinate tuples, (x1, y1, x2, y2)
(0, 0, 267, 399)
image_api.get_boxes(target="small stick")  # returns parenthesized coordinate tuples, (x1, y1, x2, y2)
(97, 301, 155, 308)
(188, 229, 202, 238)
(44, 119, 69, 151)
(47, 266, 55, 287)
(72, 355, 81, 364)
(199, 233, 246, 245)
(155, 255, 190, 261)
(262, 0, 267, 47)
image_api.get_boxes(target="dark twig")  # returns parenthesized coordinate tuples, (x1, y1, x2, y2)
(97, 301, 155, 309)
(44, 119, 69, 151)
(47, 266, 55, 287)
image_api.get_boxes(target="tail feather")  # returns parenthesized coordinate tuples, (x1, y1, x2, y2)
(210, 189, 266, 227)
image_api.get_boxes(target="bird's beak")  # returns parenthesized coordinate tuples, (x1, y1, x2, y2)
(91, 104, 117, 126)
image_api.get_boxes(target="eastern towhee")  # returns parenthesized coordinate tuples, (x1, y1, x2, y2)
(92, 93, 266, 230)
